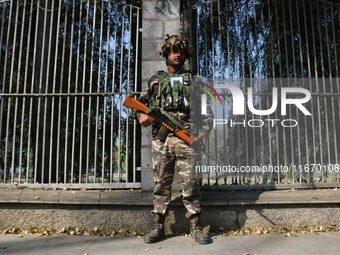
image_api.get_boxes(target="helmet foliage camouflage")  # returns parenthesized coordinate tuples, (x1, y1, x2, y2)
(159, 34, 193, 58)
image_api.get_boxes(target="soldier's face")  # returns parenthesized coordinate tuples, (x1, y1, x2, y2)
(167, 48, 187, 65)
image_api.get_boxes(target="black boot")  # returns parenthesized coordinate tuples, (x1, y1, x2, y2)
(190, 214, 211, 244)
(143, 214, 165, 243)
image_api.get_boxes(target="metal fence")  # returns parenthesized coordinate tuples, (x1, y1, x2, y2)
(1, 0, 339, 190)
(187, 0, 340, 189)
(0, 0, 141, 189)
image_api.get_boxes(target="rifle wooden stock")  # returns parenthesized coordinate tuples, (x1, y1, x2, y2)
(123, 94, 195, 145)
(123, 94, 155, 121)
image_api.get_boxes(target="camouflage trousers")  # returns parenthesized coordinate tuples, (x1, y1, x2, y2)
(151, 135, 201, 218)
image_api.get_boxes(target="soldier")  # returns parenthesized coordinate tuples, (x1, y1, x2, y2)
(136, 34, 213, 244)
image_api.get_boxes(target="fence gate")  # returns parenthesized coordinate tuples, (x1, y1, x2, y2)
(0, 0, 141, 189)
(183, 0, 340, 190)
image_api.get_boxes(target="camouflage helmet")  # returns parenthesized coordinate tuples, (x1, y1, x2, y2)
(159, 34, 193, 58)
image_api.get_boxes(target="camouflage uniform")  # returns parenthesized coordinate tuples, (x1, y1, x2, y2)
(137, 71, 213, 218)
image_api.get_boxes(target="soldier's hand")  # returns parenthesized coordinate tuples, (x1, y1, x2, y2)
(138, 113, 154, 127)
(194, 133, 207, 145)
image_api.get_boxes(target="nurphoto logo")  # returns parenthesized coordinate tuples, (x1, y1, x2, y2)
(200, 79, 312, 128)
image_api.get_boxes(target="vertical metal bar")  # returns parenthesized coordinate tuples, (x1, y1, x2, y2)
(330, 3, 339, 167)
(10, 0, 20, 183)
(225, 1, 234, 184)
(231, 0, 240, 185)
(87, 0, 96, 182)
(133, 7, 140, 182)
(58, 0, 68, 184)
(307, 0, 318, 182)
(221, 0, 230, 184)
(240, 0, 249, 185)
(260, 0, 268, 184)
(125, 4, 133, 183)
(122, 6, 132, 181)
(72, 0, 81, 183)
(336, 3, 340, 183)
(295, 7, 302, 183)
(316, 2, 326, 182)
(217, 0, 222, 76)
(0, 2, 6, 66)
(209, 1, 215, 78)
(65, 0, 75, 183)
(38, 0, 50, 183)
(322, 1, 336, 177)
(302, 0, 313, 182)
(195, 4, 199, 78)
(26, 0, 35, 183)
(61, 2, 71, 181)
(95, 0, 103, 183)
(102, 0, 110, 183)
(203, 2, 211, 184)
(209, 1, 218, 184)
(43, 0, 54, 183)
(308, 0, 320, 182)
(2, 0, 14, 182)
(110, 26, 117, 183)
(265, 0, 274, 184)
(31, 0, 41, 183)
(337, 4, 340, 163)
(245, 0, 252, 184)
(298, 0, 310, 183)
(51, 0, 62, 184)
(217, 0, 226, 184)
(273, 0, 282, 183)
(251, 0, 260, 184)
(288, 0, 298, 184)
(18, 0, 28, 183)
(117, 5, 126, 182)
(280, 0, 290, 184)
(203, 3, 208, 84)
(44, 0, 57, 184)
(80, 1, 90, 182)
(0, 2, 7, 183)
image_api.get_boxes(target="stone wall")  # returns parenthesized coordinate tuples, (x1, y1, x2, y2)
(140, 0, 182, 191)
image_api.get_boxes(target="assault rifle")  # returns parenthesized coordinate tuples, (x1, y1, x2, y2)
(123, 94, 227, 170)
(123, 94, 198, 146)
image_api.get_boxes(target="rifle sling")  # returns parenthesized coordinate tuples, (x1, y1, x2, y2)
(158, 108, 188, 132)
(151, 107, 189, 142)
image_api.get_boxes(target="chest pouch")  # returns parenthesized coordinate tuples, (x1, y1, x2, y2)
(158, 72, 191, 109)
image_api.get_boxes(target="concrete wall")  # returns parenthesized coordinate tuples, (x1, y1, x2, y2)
(1, 190, 340, 234)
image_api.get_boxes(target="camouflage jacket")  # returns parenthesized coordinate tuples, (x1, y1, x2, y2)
(136, 70, 214, 139)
